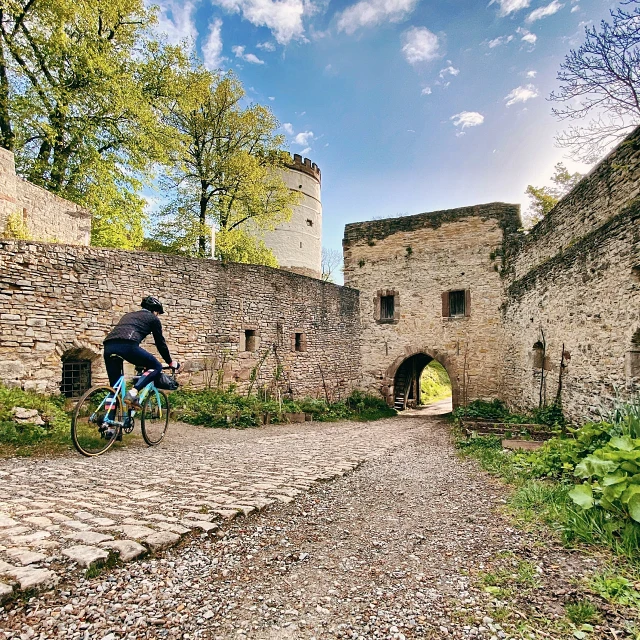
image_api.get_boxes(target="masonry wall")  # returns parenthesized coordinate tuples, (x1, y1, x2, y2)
(343, 204, 521, 407)
(0, 148, 91, 245)
(502, 129, 640, 421)
(0, 241, 361, 398)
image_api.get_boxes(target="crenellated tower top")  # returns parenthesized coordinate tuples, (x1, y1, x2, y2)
(287, 154, 321, 184)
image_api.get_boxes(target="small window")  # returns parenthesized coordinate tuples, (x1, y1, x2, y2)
(294, 332, 307, 352)
(449, 290, 465, 317)
(629, 329, 640, 378)
(380, 295, 395, 320)
(300, 242, 303, 248)
(306, 219, 313, 227)
(532, 341, 544, 369)
(61, 360, 91, 398)
(244, 330, 256, 352)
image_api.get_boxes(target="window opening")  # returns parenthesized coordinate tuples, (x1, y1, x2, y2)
(61, 360, 91, 398)
(306, 219, 313, 227)
(295, 333, 306, 352)
(245, 330, 256, 352)
(630, 329, 640, 378)
(449, 290, 466, 317)
(380, 295, 395, 321)
(532, 341, 544, 369)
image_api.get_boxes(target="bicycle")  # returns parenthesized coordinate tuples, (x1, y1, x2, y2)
(71, 362, 176, 457)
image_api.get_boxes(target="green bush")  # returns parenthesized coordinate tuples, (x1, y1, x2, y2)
(453, 398, 565, 427)
(171, 389, 395, 429)
(0, 384, 70, 449)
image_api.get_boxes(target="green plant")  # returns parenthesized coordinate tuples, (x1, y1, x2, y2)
(565, 600, 599, 626)
(2, 211, 31, 240)
(589, 571, 640, 607)
(358, 258, 365, 268)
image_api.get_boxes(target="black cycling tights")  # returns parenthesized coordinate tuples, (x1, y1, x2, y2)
(103, 340, 163, 391)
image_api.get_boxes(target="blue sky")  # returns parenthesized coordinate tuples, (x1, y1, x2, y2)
(151, 0, 615, 268)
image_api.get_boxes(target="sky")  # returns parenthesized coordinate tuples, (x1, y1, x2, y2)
(149, 0, 617, 274)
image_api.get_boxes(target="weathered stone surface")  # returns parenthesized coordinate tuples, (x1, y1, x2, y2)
(0, 560, 16, 575)
(180, 519, 219, 533)
(0, 515, 18, 528)
(213, 509, 240, 520)
(100, 540, 146, 562)
(67, 531, 114, 545)
(144, 531, 181, 551)
(11, 407, 45, 425)
(62, 545, 109, 568)
(5, 550, 47, 566)
(0, 581, 13, 602)
(118, 525, 156, 539)
(8, 566, 58, 590)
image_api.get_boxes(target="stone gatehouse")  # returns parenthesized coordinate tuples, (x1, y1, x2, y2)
(0, 128, 638, 422)
(344, 127, 640, 421)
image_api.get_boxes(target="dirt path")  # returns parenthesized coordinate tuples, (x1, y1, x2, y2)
(1, 414, 636, 640)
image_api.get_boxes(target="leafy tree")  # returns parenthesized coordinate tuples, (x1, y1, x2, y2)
(321, 247, 343, 282)
(550, 0, 640, 162)
(525, 162, 583, 225)
(152, 69, 299, 262)
(0, 0, 185, 248)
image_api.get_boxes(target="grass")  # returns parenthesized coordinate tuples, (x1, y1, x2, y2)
(565, 600, 600, 625)
(420, 360, 452, 404)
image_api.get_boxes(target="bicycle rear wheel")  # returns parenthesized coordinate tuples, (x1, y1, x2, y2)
(72, 386, 122, 457)
(141, 389, 169, 446)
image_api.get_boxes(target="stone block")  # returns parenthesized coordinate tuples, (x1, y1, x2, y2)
(100, 539, 146, 562)
(144, 531, 181, 551)
(62, 545, 109, 568)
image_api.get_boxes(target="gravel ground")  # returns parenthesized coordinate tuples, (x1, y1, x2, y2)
(1, 413, 637, 640)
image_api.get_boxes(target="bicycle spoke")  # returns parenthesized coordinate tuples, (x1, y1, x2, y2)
(72, 386, 122, 457)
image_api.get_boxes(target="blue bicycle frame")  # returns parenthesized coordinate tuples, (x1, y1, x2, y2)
(93, 375, 163, 427)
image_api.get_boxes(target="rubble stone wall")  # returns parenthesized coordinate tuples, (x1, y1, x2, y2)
(0, 148, 91, 245)
(0, 241, 361, 398)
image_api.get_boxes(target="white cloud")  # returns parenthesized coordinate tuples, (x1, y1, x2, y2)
(421, 86, 432, 95)
(571, 4, 579, 11)
(153, 0, 198, 45)
(491, 0, 530, 16)
(526, 0, 563, 22)
(504, 83, 539, 106)
(336, 0, 419, 34)
(232, 45, 265, 64)
(401, 27, 440, 65)
(294, 131, 314, 145)
(488, 35, 513, 48)
(517, 27, 537, 44)
(202, 18, 225, 70)
(301, 146, 312, 154)
(526, 69, 537, 77)
(451, 111, 484, 132)
(439, 64, 459, 78)
(257, 41, 276, 51)
(283, 123, 294, 135)
(268, 96, 275, 100)
(213, 0, 307, 44)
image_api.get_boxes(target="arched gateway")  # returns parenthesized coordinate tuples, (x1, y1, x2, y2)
(384, 349, 459, 411)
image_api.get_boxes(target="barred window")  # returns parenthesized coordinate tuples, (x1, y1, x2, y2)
(380, 295, 395, 320)
(61, 360, 91, 398)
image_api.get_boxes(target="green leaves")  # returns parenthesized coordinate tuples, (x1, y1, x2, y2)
(569, 484, 594, 509)
(574, 456, 618, 478)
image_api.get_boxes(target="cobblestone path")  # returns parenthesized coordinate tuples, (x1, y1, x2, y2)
(0, 419, 411, 600)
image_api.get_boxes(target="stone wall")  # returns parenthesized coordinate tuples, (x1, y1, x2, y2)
(343, 203, 521, 407)
(501, 129, 640, 421)
(0, 148, 91, 245)
(0, 241, 360, 398)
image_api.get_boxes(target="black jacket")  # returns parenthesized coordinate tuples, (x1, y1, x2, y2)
(104, 310, 172, 364)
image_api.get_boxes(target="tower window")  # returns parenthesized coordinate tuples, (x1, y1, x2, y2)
(61, 360, 91, 398)
(306, 219, 313, 227)
(300, 242, 303, 248)
(380, 295, 395, 320)
(443, 290, 470, 318)
(244, 330, 256, 352)
(293, 332, 307, 352)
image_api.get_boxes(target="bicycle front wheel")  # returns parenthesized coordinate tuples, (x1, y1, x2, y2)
(72, 386, 123, 457)
(141, 389, 169, 446)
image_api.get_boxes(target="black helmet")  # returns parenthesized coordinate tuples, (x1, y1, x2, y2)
(141, 296, 164, 314)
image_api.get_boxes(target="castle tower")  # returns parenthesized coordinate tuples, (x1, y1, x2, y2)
(262, 154, 322, 279)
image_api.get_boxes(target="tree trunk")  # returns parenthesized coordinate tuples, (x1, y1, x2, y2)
(0, 34, 14, 151)
(199, 181, 208, 257)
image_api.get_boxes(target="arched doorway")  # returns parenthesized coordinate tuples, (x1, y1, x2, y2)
(386, 350, 459, 410)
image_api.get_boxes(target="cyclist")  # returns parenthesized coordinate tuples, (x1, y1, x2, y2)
(103, 296, 179, 409)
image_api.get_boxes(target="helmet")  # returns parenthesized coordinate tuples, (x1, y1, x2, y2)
(141, 296, 164, 314)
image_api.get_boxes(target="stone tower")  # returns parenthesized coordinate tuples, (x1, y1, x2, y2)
(262, 154, 322, 279)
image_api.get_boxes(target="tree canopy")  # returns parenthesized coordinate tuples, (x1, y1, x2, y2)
(0, 1, 296, 263)
(550, 0, 640, 162)
(152, 70, 298, 260)
(525, 163, 583, 225)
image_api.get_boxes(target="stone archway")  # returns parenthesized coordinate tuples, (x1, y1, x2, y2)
(383, 347, 460, 410)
